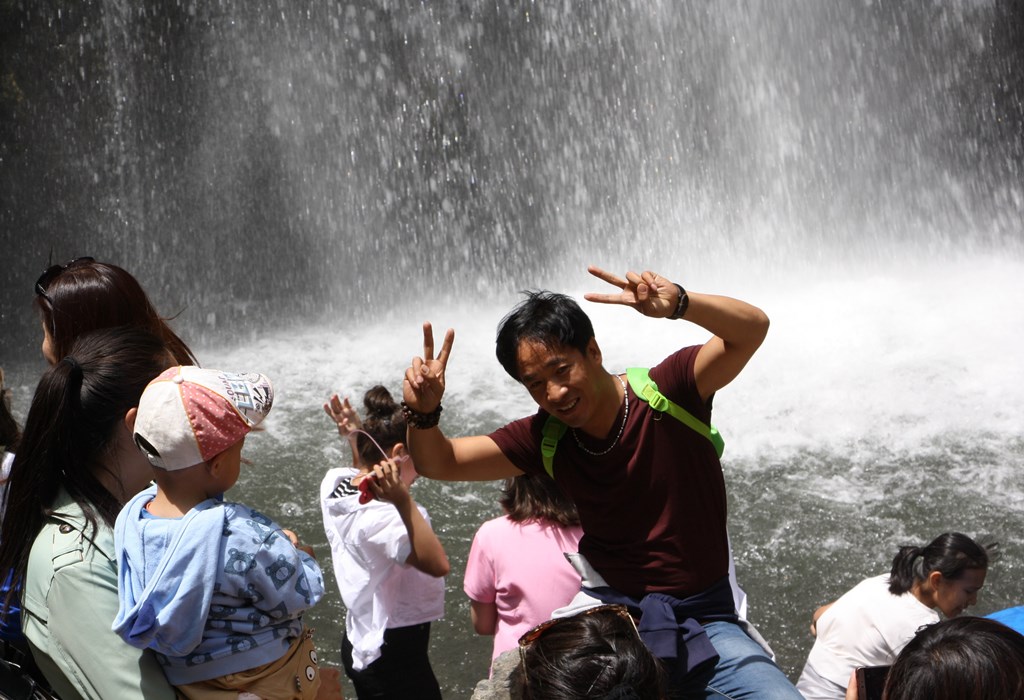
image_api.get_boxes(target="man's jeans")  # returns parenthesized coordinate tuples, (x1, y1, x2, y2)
(671, 621, 802, 699)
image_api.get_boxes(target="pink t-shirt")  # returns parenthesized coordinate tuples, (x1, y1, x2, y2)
(463, 516, 584, 662)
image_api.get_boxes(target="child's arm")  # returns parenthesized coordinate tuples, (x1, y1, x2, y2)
(368, 460, 450, 578)
(470, 600, 498, 635)
(242, 510, 325, 613)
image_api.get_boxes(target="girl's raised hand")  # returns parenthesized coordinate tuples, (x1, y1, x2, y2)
(367, 459, 410, 506)
(324, 393, 362, 438)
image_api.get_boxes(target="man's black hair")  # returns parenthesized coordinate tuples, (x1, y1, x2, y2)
(495, 291, 595, 382)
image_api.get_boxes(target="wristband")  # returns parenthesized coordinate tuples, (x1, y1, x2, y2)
(401, 401, 443, 429)
(669, 283, 689, 320)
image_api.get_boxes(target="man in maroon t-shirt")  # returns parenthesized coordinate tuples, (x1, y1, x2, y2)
(401, 266, 801, 698)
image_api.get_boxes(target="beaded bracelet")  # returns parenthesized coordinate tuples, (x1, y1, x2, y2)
(401, 401, 443, 429)
(669, 283, 690, 320)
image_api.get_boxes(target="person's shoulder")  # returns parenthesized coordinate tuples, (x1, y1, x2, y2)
(649, 345, 702, 381)
(224, 501, 283, 533)
(320, 466, 357, 497)
(475, 514, 514, 538)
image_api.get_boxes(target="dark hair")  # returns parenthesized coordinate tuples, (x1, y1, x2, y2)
(512, 607, 667, 700)
(500, 474, 580, 527)
(0, 370, 19, 452)
(355, 385, 406, 465)
(495, 291, 595, 382)
(0, 327, 170, 620)
(35, 258, 196, 365)
(882, 617, 1024, 700)
(888, 532, 991, 595)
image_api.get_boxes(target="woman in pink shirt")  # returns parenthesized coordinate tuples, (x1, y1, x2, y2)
(463, 473, 584, 668)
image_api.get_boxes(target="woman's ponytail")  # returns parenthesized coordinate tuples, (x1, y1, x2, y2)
(889, 546, 924, 594)
(889, 533, 991, 595)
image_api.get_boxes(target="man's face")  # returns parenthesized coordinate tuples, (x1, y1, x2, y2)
(516, 337, 603, 429)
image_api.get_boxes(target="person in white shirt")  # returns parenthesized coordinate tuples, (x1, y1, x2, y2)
(797, 532, 992, 700)
(320, 385, 450, 699)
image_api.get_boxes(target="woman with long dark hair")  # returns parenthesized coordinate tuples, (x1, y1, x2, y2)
(0, 327, 176, 699)
(33, 256, 196, 366)
(797, 532, 992, 700)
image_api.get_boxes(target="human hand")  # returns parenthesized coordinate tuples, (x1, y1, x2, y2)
(282, 528, 316, 559)
(403, 322, 455, 414)
(364, 458, 411, 507)
(323, 394, 361, 438)
(583, 266, 679, 319)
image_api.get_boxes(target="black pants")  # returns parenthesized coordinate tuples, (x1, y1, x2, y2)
(341, 622, 442, 700)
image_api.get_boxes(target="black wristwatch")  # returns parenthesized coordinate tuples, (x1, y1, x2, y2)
(670, 283, 690, 320)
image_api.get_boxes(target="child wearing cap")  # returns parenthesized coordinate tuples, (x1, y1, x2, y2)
(112, 366, 326, 699)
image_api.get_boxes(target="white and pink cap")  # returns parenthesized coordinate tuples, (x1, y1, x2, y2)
(133, 365, 274, 471)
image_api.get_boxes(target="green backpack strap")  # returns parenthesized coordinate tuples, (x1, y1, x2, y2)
(541, 414, 568, 478)
(539, 368, 724, 478)
(626, 367, 725, 458)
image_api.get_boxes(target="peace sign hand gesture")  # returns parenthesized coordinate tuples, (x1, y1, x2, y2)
(403, 322, 455, 414)
(583, 265, 680, 319)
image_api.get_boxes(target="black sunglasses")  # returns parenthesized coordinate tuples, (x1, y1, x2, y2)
(34, 257, 95, 301)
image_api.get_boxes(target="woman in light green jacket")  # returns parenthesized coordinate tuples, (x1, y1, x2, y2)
(0, 327, 176, 700)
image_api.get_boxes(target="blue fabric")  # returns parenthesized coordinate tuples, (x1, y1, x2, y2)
(113, 485, 325, 685)
(584, 576, 737, 684)
(697, 621, 803, 699)
(0, 570, 22, 644)
(987, 606, 1024, 636)
(584, 578, 800, 698)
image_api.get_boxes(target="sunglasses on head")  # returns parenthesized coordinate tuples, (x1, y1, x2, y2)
(517, 605, 641, 697)
(518, 604, 637, 649)
(34, 256, 95, 301)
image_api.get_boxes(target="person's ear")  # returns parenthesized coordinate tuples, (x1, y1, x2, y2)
(390, 443, 407, 461)
(586, 337, 602, 364)
(926, 570, 944, 592)
(124, 407, 138, 434)
(206, 448, 228, 477)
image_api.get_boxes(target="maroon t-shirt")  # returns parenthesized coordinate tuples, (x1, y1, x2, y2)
(489, 345, 728, 598)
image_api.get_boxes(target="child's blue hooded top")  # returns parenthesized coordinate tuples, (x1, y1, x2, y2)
(112, 484, 324, 685)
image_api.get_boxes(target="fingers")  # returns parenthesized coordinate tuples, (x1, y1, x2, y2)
(436, 327, 455, 369)
(419, 323, 454, 368)
(324, 394, 346, 420)
(422, 321, 435, 361)
(625, 270, 650, 302)
(367, 459, 404, 499)
(587, 265, 627, 289)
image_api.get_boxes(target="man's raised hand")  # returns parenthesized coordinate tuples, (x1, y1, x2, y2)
(403, 322, 455, 413)
(583, 265, 679, 318)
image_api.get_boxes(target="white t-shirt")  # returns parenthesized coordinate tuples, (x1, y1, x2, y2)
(796, 574, 939, 700)
(319, 467, 445, 671)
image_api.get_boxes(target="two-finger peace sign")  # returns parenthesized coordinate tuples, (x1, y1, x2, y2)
(403, 322, 455, 412)
(583, 265, 677, 318)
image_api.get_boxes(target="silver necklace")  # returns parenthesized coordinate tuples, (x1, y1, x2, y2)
(572, 374, 628, 456)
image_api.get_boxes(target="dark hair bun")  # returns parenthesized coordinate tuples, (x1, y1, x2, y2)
(363, 385, 397, 419)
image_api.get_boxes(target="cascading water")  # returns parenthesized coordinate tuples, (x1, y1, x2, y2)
(1, 2, 1022, 696)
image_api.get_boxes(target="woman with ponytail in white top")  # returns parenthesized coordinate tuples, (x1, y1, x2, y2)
(796, 532, 992, 700)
